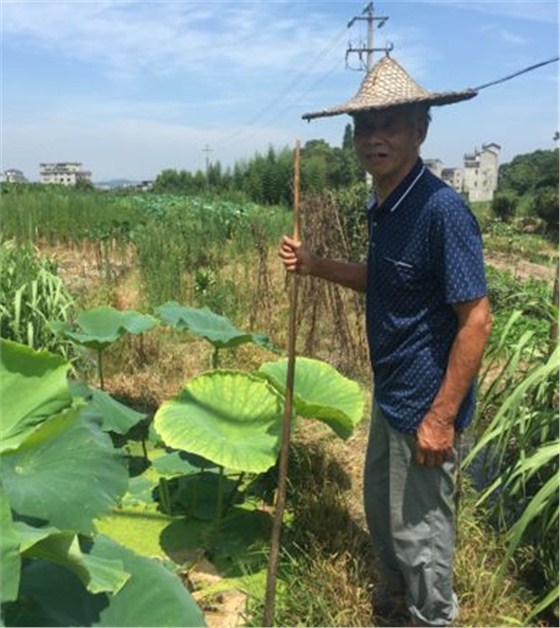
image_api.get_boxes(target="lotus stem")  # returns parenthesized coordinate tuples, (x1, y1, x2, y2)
(216, 465, 225, 528)
(211, 347, 220, 369)
(97, 348, 105, 390)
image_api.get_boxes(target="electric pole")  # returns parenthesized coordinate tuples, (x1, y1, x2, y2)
(203, 144, 212, 193)
(346, 2, 392, 72)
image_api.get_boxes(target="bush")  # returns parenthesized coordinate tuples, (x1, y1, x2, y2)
(491, 190, 518, 222)
(534, 187, 559, 237)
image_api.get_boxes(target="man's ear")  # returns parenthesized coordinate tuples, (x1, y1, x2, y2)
(416, 117, 428, 146)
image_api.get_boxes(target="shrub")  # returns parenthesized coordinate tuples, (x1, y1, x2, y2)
(491, 190, 518, 222)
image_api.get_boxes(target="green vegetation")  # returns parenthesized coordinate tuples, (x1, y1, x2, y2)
(0, 243, 76, 356)
(492, 148, 559, 236)
(1, 145, 558, 626)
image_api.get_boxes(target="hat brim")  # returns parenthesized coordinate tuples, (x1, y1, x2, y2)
(302, 89, 478, 121)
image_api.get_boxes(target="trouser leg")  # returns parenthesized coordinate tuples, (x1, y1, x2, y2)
(364, 404, 459, 627)
(363, 402, 405, 596)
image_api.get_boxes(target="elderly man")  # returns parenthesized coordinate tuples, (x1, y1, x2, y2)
(280, 55, 492, 626)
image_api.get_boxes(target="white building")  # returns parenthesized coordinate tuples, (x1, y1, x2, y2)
(463, 143, 501, 203)
(3, 168, 28, 183)
(441, 168, 463, 194)
(39, 162, 92, 186)
(426, 142, 500, 202)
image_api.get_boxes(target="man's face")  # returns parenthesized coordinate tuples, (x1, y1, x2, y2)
(353, 106, 427, 188)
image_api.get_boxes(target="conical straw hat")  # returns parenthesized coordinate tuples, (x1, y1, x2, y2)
(302, 54, 477, 120)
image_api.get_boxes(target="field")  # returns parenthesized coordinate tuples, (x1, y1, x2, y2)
(1, 185, 558, 627)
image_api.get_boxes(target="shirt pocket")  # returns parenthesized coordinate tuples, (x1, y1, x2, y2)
(380, 255, 421, 289)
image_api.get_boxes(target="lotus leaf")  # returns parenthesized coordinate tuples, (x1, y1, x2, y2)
(50, 306, 159, 350)
(1, 483, 20, 603)
(2, 408, 129, 534)
(258, 357, 364, 439)
(71, 382, 147, 434)
(156, 302, 276, 351)
(154, 371, 284, 473)
(152, 451, 201, 477)
(7, 535, 206, 627)
(0, 339, 72, 453)
(14, 520, 129, 594)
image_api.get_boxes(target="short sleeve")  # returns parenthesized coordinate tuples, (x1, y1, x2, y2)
(431, 191, 487, 304)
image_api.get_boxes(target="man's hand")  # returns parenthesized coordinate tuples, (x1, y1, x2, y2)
(279, 235, 314, 275)
(415, 410, 455, 468)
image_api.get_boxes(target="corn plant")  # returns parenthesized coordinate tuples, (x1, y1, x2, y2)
(0, 243, 75, 356)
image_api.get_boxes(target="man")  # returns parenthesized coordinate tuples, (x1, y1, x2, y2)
(280, 55, 492, 626)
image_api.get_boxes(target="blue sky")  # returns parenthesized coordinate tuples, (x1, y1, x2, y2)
(2, 0, 558, 182)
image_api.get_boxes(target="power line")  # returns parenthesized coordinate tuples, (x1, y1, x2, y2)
(216, 22, 349, 151)
(472, 56, 559, 92)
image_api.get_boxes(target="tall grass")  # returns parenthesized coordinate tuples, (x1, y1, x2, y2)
(465, 275, 559, 621)
(0, 242, 75, 356)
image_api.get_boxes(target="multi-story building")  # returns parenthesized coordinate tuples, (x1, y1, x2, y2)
(425, 142, 500, 202)
(441, 167, 463, 194)
(39, 162, 92, 186)
(3, 168, 28, 183)
(462, 143, 501, 202)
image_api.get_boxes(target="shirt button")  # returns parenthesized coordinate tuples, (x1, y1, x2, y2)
(372, 221, 378, 227)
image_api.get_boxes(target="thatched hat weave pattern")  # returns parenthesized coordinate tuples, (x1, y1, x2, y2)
(302, 54, 477, 120)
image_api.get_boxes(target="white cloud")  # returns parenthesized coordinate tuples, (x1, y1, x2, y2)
(1, 0, 343, 80)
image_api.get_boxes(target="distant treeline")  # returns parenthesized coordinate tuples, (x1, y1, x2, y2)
(152, 124, 364, 204)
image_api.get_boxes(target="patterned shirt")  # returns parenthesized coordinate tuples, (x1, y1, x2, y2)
(366, 158, 487, 434)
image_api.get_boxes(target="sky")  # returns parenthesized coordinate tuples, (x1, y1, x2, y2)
(1, 0, 558, 182)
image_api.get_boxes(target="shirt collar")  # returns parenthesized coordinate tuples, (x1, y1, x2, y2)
(367, 158, 426, 213)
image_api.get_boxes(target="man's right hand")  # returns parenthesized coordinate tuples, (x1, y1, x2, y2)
(279, 235, 314, 276)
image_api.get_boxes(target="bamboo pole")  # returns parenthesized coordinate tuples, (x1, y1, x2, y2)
(262, 140, 301, 627)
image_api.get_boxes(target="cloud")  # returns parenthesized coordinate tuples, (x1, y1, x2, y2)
(1, 0, 343, 80)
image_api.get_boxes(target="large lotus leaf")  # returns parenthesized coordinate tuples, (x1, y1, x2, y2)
(14, 520, 129, 594)
(156, 301, 275, 350)
(154, 371, 284, 473)
(50, 306, 159, 350)
(71, 382, 147, 434)
(0, 339, 72, 453)
(8, 535, 206, 627)
(1, 408, 128, 534)
(151, 451, 201, 478)
(1, 482, 20, 603)
(258, 357, 364, 439)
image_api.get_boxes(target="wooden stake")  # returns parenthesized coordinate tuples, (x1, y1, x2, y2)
(262, 140, 301, 627)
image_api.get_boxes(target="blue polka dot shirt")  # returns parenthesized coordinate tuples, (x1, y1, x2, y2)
(366, 158, 488, 434)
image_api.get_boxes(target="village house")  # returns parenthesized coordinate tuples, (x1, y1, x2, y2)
(2, 168, 28, 183)
(39, 162, 92, 186)
(425, 143, 501, 202)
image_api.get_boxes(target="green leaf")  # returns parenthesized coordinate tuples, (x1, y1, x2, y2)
(2, 408, 129, 534)
(0, 339, 72, 453)
(259, 357, 364, 439)
(156, 302, 274, 350)
(154, 371, 284, 473)
(9, 536, 206, 627)
(73, 383, 147, 434)
(0, 482, 21, 603)
(50, 306, 158, 350)
(14, 521, 129, 594)
(152, 451, 201, 478)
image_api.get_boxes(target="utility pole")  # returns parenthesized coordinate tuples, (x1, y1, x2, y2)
(346, 2, 392, 72)
(203, 144, 212, 193)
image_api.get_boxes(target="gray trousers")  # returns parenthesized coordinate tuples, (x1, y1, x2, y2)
(364, 403, 459, 626)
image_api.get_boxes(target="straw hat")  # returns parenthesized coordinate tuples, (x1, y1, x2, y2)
(302, 54, 477, 120)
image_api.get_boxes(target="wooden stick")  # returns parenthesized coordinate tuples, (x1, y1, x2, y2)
(262, 140, 301, 627)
